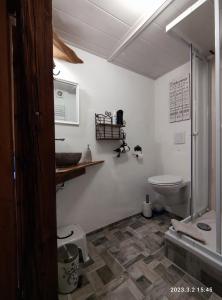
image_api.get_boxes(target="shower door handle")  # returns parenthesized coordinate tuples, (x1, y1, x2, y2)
(192, 131, 199, 136)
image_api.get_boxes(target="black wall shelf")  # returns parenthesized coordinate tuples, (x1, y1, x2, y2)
(95, 113, 125, 140)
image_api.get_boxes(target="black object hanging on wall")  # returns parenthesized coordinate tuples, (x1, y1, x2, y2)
(117, 110, 123, 125)
(113, 139, 130, 158)
(134, 145, 142, 152)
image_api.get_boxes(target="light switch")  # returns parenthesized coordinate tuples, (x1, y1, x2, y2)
(174, 131, 186, 144)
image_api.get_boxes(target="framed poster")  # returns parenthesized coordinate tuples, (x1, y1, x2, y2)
(169, 75, 190, 123)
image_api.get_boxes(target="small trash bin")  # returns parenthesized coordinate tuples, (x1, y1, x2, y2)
(58, 243, 79, 294)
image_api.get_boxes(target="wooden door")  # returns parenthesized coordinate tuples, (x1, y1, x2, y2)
(0, 1, 58, 299)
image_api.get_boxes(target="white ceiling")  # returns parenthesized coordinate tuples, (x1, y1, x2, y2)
(168, 0, 214, 57)
(53, 0, 202, 79)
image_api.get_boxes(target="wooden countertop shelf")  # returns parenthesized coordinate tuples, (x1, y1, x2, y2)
(56, 160, 104, 184)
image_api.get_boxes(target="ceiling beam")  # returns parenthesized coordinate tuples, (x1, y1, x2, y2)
(108, 0, 175, 62)
(166, 0, 208, 32)
(53, 31, 83, 63)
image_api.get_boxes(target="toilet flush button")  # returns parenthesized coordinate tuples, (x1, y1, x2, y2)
(174, 131, 185, 145)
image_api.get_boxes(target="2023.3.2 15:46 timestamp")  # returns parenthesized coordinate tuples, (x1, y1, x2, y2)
(170, 286, 213, 293)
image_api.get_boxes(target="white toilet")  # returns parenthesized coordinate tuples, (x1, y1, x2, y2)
(148, 175, 186, 195)
(148, 175, 190, 217)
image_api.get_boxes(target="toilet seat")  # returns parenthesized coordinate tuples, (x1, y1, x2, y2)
(148, 175, 183, 186)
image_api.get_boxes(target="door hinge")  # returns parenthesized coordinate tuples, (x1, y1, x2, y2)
(17, 287, 24, 300)
(13, 154, 16, 180)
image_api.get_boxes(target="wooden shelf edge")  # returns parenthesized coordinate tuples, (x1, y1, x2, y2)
(96, 138, 122, 141)
(96, 124, 125, 128)
(56, 160, 104, 184)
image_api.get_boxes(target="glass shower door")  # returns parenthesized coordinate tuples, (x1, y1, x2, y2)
(214, 0, 222, 254)
(191, 48, 209, 218)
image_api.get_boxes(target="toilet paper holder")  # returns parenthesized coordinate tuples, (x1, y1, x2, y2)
(133, 145, 143, 158)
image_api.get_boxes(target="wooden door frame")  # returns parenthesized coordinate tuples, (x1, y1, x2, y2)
(0, 1, 18, 299)
(0, 1, 58, 299)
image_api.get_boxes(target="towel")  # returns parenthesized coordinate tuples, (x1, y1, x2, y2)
(171, 219, 206, 244)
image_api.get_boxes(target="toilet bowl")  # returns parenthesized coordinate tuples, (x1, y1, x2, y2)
(148, 175, 190, 218)
(148, 175, 185, 196)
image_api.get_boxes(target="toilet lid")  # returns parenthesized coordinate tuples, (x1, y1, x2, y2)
(148, 175, 183, 185)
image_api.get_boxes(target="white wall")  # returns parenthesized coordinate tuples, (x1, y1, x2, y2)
(154, 63, 191, 181)
(55, 47, 156, 233)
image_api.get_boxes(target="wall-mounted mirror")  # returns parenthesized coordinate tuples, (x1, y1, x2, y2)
(54, 78, 79, 125)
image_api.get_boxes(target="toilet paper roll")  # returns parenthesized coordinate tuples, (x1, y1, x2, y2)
(133, 152, 143, 159)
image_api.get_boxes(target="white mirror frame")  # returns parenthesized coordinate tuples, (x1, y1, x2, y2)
(54, 78, 80, 126)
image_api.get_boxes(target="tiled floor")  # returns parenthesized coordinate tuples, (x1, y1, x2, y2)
(59, 213, 222, 300)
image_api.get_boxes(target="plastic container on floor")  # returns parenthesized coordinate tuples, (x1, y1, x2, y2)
(142, 196, 152, 218)
(58, 243, 79, 294)
(57, 224, 89, 263)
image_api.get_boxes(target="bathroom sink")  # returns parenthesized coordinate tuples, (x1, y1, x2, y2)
(56, 152, 82, 168)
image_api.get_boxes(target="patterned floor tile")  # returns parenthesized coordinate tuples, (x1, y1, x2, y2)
(124, 254, 146, 269)
(135, 275, 152, 294)
(92, 237, 109, 247)
(99, 271, 129, 296)
(145, 278, 170, 300)
(154, 262, 184, 285)
(135, 259, 161, 283)
(96, 265, 115, 285)
(110, 239, 144, 266)
(70, 281, 94, 300)
(108, 218, 132, 231)
(135, 224, 159, 239)
(82, 252, 105, 273)
(143, 234, 163, 253)
(87, 231, 104, 242)
(130, 220, 144, 230)
(87, 242, 101, 259)
(143, 247, 165, 266)
(113, 230, 127, 241)
(87, 270, 105, 293)
(63, 212, 222, 300)
(125, 230, 134, 237)
(100, 250, 125, 276)
(102, 279, 144, 300)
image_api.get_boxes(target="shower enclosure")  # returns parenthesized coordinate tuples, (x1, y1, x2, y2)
(165, 0, 222, 288)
